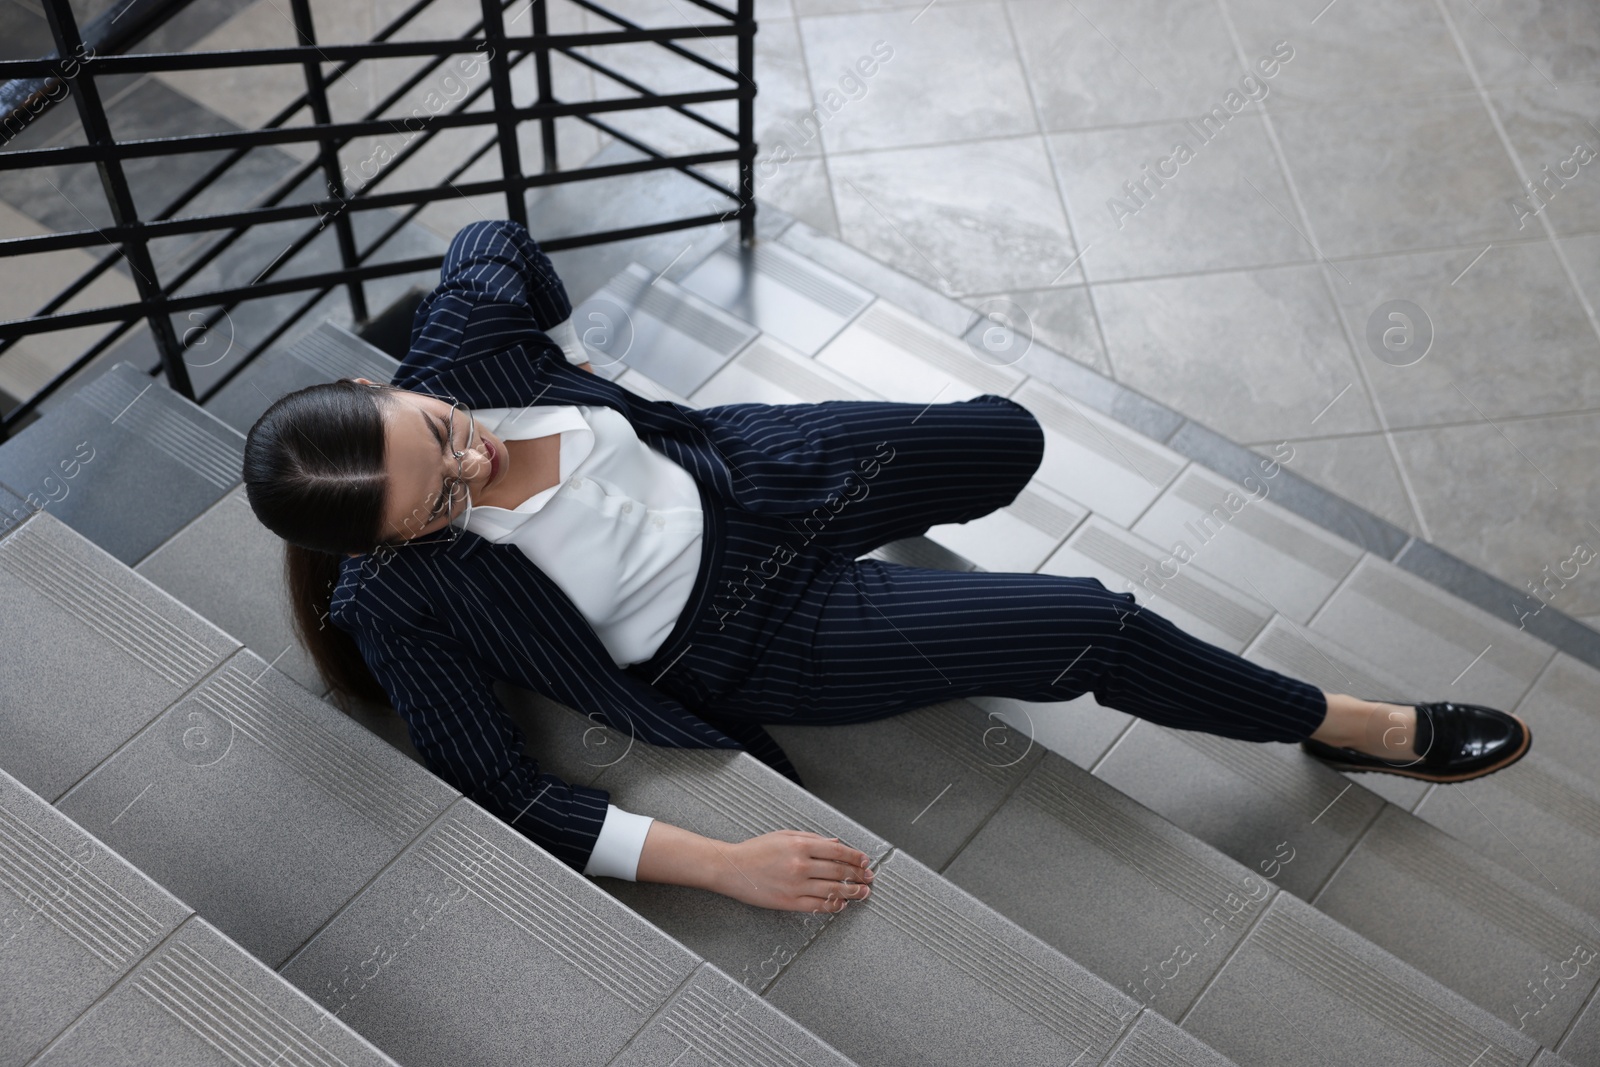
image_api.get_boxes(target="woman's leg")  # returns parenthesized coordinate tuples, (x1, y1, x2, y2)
(706, 555, 1349, 747)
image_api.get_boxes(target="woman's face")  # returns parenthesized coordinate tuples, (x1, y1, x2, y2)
(353, 378, 512, 545)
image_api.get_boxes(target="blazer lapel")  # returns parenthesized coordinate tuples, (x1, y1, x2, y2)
(395, 341, 741, 513)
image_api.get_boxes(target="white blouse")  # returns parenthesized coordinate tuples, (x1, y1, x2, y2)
(459, 320, 695, 881)
(462, 401, 704, 670)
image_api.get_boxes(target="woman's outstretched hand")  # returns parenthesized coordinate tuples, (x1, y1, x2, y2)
(634, 821, 873, 913)
(712, 829, 875, 913)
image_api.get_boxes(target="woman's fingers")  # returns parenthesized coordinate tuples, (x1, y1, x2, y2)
(810, 857, 872, 884)
(811, 836, 871, 867)
(801, 878, 869, 913)
(797, 891, 852, 913)
(776, 831, 872, 870)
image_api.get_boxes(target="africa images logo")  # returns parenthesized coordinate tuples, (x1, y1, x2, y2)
(1105, 41, 1295, 230)
(756, 40, 894, 180)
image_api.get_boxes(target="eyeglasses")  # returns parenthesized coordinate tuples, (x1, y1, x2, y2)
(385, 394, 479, 549)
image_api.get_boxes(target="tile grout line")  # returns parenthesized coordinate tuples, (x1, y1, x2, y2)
(1171, 884, 1280, 1029)
(789, 3, 845, 251)
(48, 630, 244, 809)
(1509, 646, 1563, 719)
(756, 846, 904, 1003)
(1553, 955, 1600, 1055)
(1213, 0, 1436, 546)
(1428, 0, 1600, 363)
(1303, 795, 1390, 906)
(273, 797, 466, 973)
(19, 916, 202, 1066)
(931, 738, 1045, 881)
(994, 0, 1122, 383)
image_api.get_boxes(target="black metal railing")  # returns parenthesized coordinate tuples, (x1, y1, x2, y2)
(0, 0, 757, 439)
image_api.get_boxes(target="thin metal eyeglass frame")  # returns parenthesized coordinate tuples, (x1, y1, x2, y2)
(387, 395, 478, 548)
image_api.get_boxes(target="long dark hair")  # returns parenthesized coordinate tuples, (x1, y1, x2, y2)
(242, 377, 400, 708)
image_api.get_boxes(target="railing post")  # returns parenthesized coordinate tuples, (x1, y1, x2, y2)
(736, 0, 756, 246)
(481, 0, 529, 227)
(529, 0, 557, 173)
(288, 0, 368, 322)
(38, 0, 192, 398)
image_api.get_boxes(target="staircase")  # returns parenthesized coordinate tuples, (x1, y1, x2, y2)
(1, 204, 1596, 1067)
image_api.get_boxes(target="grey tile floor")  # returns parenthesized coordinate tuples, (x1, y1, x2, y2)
(824, 2, 1600, 631)
(723, 0, 1600, 635)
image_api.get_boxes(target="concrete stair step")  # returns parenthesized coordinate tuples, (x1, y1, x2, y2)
(1413, 700, 1600, 923)
(56, 638, 459, 969)
(517, 681, 1546, 1067)
(276, 797, 861, 1067)
(1044, 513, 1276, 654)
(134, 484, 330, 699)
(676, 239, 878, 357)
(603, 240, 1600, 1062)
(1308, 553, 1553, 714)
(1314, 804, 1599, 1049)
(814, 298, 1029, 405)
(1129, 461, 1364, 626)
(1182, 890, 1545, 1067)
(204, 321, 402, 438)
(0, 764, 397, 1067)
(0, 510, 870, 1067)
(499, 687, 1239, 1067)
(0, 507, 239, 802)
(569, 261, 761, 398)
(0, 360, 244, 566)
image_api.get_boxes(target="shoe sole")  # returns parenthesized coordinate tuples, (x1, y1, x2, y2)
(1306, 714, 1532, 783)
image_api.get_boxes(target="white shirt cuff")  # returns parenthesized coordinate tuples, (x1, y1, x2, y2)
(544, 317, 590, 366)
(582, 803, 655, 881)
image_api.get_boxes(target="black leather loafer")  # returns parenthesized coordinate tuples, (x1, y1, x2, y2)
(1301, 700, 1531, 783)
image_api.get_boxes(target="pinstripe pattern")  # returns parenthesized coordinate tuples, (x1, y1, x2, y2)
(631, 404, 1329, 743)
(330, 220, 1327, 874)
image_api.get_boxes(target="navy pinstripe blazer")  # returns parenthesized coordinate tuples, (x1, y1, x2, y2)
(328, 221, 885, 872)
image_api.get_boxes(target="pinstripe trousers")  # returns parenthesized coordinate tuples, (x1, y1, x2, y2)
(628, 396, 1330, 745)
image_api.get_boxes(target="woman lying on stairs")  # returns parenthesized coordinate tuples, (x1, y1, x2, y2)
(241, 220, 1531, 916)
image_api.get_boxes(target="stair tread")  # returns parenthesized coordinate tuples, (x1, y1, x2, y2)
(0, 515, 877, 1067)
(204, 321, 401, 437)
(56, 641, 460, 969)
(0, 511, 239, 801)
(135, 484, 325, 696)
(570, 262, 760, 398)
(0, 765, 396, 1067)
(0, 362, 245, 566)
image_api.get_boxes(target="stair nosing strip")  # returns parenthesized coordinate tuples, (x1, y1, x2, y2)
(0, 529, 217, 686)
(424, 820, 681, 1007)
(1024, 761, 1259, 928)
(868, 864, 1127, 1049)
(205, 670, 439, 839)
(138, 940, 349, 1067)
(752, 243, 870, 318)
(0, 812, 156, 966)
(1253, 909, 1520, 1067)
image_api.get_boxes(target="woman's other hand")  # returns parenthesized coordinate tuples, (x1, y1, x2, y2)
(713, 830, 874, 913)
(635, 821, 873, 913)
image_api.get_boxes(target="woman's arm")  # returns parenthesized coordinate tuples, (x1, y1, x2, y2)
(343, 610, 614, 871)
(406, 220, 578, 380)
(636, 821, 874, 913)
